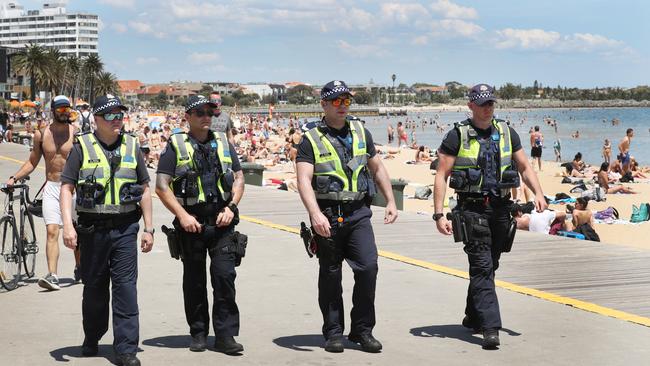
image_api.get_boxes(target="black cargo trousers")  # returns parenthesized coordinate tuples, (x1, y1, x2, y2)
(457, 198, 513, 331)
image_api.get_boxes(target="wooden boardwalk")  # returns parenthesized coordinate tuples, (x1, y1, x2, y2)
(239, 185, 650, 321)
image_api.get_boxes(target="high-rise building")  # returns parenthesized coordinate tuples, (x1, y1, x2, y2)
(0, 1, 99, 57)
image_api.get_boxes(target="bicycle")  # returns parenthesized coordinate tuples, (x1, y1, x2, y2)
(0, 177, 38, 291)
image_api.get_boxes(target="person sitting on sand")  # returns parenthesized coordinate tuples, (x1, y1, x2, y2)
(415, 145, 432, 164)
(630, 157, 649, 179)
(571, 198, 593, 228)
(598, 162, 636, 194)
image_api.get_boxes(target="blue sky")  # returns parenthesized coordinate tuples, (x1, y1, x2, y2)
(14, 0, 650, 87)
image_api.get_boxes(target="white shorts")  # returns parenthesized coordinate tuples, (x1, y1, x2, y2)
(42, 181, 75, 226)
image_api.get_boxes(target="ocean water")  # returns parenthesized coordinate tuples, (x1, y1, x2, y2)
(362, 107, 650, 166)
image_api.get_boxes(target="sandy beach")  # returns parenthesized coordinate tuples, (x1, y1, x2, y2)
(263, 147, 650, 251)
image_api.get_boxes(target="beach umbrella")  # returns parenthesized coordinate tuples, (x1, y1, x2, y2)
(21, 100, 36, 108)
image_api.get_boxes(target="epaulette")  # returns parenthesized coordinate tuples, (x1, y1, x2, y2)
(454, 118, 471, 128)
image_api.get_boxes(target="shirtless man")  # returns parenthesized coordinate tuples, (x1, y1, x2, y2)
(529, 125, 543, 171)
(397, 121, 407, 147)
(618, 128, 633, 174)
(7, 95, 80, 290)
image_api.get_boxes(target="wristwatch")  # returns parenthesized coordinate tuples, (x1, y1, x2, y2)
(432, 213, 445, 221)
(143, 227, 155, 235)
(227, 202, 239, 215)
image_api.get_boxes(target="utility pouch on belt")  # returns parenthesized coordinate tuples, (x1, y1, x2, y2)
(449, 171, 468, 190)
(162, 225, 183, 260)
(75, 223, 95, 235)
(210, 231, 248, 266)
(315, 176, 331, 194)
(461, 211, 491, 246)
(502, 218, 517, 253)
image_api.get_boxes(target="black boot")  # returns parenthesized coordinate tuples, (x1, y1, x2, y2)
(324, 335, 344, 353)
(116, 353, 141, 366)
(189, 334, 207, 352)
(214, 336, 244, 355)
(348, 333, 383, 353)
(482, 329, 500, 349)
(462, 316, 480, 333)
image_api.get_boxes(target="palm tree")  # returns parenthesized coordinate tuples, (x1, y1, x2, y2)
(62, 55, 81, 102)
(82, 54, 104, 103)
(12, 43, 48, 101)
(95, 71, 120, 96)
(42, 48, 64, 95)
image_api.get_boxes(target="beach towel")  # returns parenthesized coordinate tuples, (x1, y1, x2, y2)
(549, 198, 577, 204)
(594, 206, 619, 221)
(630, 203, 650, 223)
(573, 223, 600, 242)
(557, 231, 585, 240)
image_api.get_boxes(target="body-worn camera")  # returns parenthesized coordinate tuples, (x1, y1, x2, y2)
(182, 171, 200, 198)
(77, 176, 104, 209)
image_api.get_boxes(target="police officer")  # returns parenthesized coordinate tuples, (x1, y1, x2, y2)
(433, 84, 546, 349)
(296, 80, 398, 353)
(155, 95, 245, 354)
(61, 95, 154, 366)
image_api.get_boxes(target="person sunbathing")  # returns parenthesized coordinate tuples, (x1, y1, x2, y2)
(598, 162, 636, 194)
(415, 145, 432, 164)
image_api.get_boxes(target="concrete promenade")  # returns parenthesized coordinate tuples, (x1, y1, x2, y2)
(1, 142, 650, 365)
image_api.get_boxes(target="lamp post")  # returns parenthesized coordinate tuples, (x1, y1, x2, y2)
(391, 74, 396, 105)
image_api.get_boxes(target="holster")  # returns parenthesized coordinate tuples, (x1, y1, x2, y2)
(162, 225, 184, 260)
(450, 209, 491, 250)
(502, 218, 517, 253)
(447, 211, 465, 243)
(73, 221, 95, 251)
(209, 231, 248, 266)
(313, 234, 343, 263)
(300, 222, 316, 258)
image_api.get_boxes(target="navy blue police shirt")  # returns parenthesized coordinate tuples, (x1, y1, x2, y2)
(296, 123, 377, 164)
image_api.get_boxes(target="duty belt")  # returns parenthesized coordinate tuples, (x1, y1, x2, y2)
(458, 194, 511, 207)
(78, 209, 141, 229)
(321, 200, 366, 218)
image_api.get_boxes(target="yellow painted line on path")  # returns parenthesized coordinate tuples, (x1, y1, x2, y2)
(239, 214, 650, 328)
(1, 154, 45, 170)
(3, 154, 648, 328)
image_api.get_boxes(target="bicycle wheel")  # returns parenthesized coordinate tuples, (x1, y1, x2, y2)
(21, 209, 37, 278)
(0, 216, 22, 291)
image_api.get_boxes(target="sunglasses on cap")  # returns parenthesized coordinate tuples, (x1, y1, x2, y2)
(55, 106, 71, 113)
(192, 109, 214, 117)
(330, 98, 351, 107)
(99, 112, 124, 121)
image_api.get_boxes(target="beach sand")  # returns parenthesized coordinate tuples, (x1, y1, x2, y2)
(263, 148, 650, 251)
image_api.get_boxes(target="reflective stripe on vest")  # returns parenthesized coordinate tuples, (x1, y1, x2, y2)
(77, 133, 139, 214)
(452, 119, 513, 195)
(169, 131, 232, 205)
(305, 120, 368, 201)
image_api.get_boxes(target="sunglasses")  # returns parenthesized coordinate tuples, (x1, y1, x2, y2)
(100, 112, 124, 121)
(477, 101, 495, 107)
(55, 106, 71, 113)
(192, 109, 214, 117)
(330, 98, 351, 107)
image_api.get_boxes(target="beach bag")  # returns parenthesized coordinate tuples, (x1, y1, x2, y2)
(573, 224, 601, 242)
(620, 172, 634, 183)
(561, 177, 572, 184)
(630, 203, 650, 223)
(555, 192, 571, 200)
(27, 182, 45, 218)
(569, 183, 588, 193)
(594, 206, 619, 221)
(414, 186, 432, 200)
